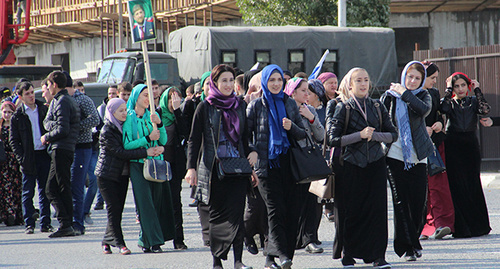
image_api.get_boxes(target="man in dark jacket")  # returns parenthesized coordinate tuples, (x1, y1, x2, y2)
(41, 71, 80, 238)
(10, 81, 52, 235)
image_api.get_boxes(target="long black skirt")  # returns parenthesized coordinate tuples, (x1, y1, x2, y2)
(445, 131, 491, 238)
(209, 172, 248, 260)
(341, 158, 388, 262)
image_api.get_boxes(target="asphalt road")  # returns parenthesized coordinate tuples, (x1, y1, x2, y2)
(1, 176, 500, 269)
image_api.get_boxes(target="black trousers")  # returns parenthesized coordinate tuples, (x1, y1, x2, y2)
(98, 175, 129, 247)
(387, 158, 427, 257)
(45, 148, 74, 229)
(258, 154, 299, 261)
(170, 174, 185, 243)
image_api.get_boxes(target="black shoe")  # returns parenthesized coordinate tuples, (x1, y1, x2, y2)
(373, 258, 391, 268)
(246, 242, 258, 255)
(342, 256, 356, 267)
(264, 262, 280, 269)
(204, 240, 211, 247)
(140, 245, 152, 253)
(41, 225, 54, 233)
(25, 226, 35, 234)
(48, 227, 75, 238)
(174, 241, 188, 250)
(414, 249, 422, 258)
(189, 199, 199, 207)
(280, 259, 292, 269)
(305, 242, 324, 254)
(151, 245, 163, 253)
(405, 251, 417, 262)
(94, 202, 104, 210)
(73, 228, 85, 236)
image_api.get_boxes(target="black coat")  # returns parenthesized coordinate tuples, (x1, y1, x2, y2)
(43, 89, 80, 152)
(425, 88, 446, 146)
(9, 99, 49, 176)
(186, 99, 249, 204)
(381, 89, 434, 161)
(440, 87, 490, 133)
(246, 95, 307, 178)
(327, 97, 398, 168)
(94, 121, 147, 181)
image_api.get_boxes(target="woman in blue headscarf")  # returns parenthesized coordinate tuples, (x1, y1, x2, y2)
(246, 64, 306, 269)
(122, 84, 175, 253)
(381, 61, 434, 262)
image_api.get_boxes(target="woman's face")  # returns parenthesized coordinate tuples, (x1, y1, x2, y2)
(215, 71, 235, 97)
(1, 106, 14, 121)
(136, 89, 150, 109)
(323, 77, 338, 98)
(292, 82, 309, 104)
(424, 71, 439, 89)
(113, 103, 127, 122)
(453, 78, 469, 99)
(267, 72, 283, 94)
(203, 78, 211, 96)
(405, 69, 423, 91)
(350, 70, 370, 98)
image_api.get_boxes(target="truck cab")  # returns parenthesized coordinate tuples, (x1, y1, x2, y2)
(84, 50, 180, 105)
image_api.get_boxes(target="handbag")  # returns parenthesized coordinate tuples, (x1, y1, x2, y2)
(290, 135, 332, 184)
(309, 175, 335, 199)
(427, 144, 446, 176)
(143, 158, 172, 183)
(209, 118, 252, 181)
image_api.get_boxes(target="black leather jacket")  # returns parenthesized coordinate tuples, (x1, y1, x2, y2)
(94, 121, 147, 181)
(425, 88, 446, 146)
(187, 99, 249, 204)
(9, 100, 48, 176)
(43, 89, 80, 152)
(440, 87, 490, 133)
(246, 95, 307, 178)
(381, 89, 434, 161)
(327, 97, 398, 168)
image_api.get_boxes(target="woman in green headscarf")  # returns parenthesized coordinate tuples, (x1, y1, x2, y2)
(199, 71, 211, 101)
(123, 84, 175, 253)
(158, 86, 190, 250)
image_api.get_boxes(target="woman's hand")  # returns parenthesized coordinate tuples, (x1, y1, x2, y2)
(184, 168, 198, 186)
(480, 117, 493, 127)
(390, 83, 406, 95)
(446, 76, 453, 88)
(431, 121, 443, 133)
(471, 79, 480, 89)
(247, 151, 258, 167)
(150, 113, 161, 125)
(171, 91, 182, 110)
(360, 126, 375, 141)
(282, 117, 292, 131)
(426, 126, 433, 137)
(299, 105, 314, 121)
(149, 129, 160, 141)
(251, 170, 259, 188)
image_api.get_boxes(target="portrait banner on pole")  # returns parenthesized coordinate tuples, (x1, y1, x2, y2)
(128, 0, 156, 44)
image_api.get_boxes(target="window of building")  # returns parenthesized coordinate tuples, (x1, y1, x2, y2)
(17, 56, 36, 65)
(288, 50, 305, 75)
(255, 50, 271, 67)
(51, 53, 70, 72)
(321, 49, 339, 74)
(221, 50, 237, 68)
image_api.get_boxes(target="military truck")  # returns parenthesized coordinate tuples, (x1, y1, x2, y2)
(83, 50, 181, 105)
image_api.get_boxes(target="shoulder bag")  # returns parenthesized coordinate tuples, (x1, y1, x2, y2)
(140, 125, 172, 183)
(290, 133, 332, 184)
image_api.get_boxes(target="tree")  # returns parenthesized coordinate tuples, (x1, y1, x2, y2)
(236, 0, 390, 27)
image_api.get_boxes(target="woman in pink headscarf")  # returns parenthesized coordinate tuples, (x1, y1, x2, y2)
(317, 72, 338, 101)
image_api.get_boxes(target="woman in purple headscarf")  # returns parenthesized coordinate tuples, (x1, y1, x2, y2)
(184, 64, 258, 269)
(95, 98, 163, 255)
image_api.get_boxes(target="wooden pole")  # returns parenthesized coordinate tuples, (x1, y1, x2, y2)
(141, 42, 157, 130)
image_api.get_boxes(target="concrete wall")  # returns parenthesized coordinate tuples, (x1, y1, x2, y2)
(14, 37, 103, 80)
(390, 10, 500, 50)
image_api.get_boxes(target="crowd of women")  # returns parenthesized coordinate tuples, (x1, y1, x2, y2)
(0, 59, 493, 269)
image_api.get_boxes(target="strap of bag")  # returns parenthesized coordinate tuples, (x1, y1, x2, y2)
(339, 104, 350, 166)
(374, 101, 383, 130)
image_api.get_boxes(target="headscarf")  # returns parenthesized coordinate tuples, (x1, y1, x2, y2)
(199, 71, 211, 101)
(308, 79, 328, 105)
(451, 72, 472, 94)
(317, 72, 337, 84)
(338, 68, 363, 102)
(422, 61, 439, 78)
(206, 76, 240, 146)
(387, 61, 427, 170)
(261, 64, 289, 167)
(105, 98, 126, 133)
(158, 87, 178, 127)
(283, 77, 304, 96)
(126, 84, 151, 140)
(1, 101, 16, 112)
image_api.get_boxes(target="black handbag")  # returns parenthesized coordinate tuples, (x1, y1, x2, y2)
(427, 144, 446, 176)
(290, 135, 332, 184)
(143, 158, 172, 183)
(210, 117, 252, 181)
